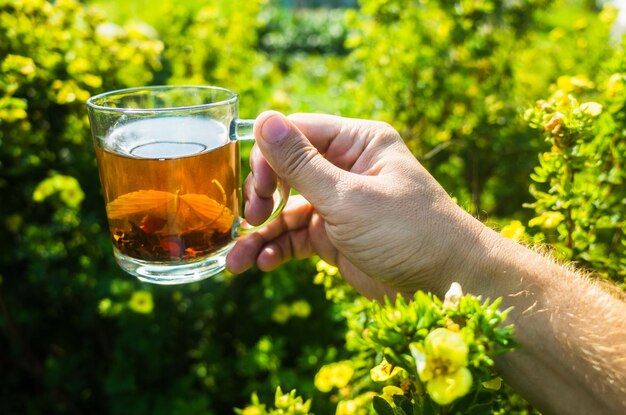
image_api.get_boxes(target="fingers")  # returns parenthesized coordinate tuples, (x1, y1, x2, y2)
(253, 111, 347, 213)
(256, 228, 313, 272)
(249, 144, 277, 199)
(244, 144, 277, 226)
(225, 196, 314, 274)
(243, 173, 274, 226)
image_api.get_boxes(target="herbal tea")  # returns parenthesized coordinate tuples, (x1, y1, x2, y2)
(95, 117, 240, 263)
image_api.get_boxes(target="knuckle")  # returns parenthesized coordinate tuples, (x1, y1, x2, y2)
(375, 120, 395, 132)
(374, 121, 401, 142)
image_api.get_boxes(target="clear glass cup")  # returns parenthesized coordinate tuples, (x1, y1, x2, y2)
(87, 85, 286, 284)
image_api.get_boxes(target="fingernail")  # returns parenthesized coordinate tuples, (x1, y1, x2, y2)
(261, 115, 290, 144)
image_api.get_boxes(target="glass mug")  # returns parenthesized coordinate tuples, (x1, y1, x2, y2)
(87, 86, 286, 284)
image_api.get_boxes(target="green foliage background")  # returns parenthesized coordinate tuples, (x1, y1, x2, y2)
(1, 0, 624, 414)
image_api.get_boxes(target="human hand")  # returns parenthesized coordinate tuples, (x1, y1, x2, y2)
(226, 112, 487, 300)
(227, 112, 626, 414)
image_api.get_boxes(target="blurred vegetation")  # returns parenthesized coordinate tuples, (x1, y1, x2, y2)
(1, 0, 624, 414)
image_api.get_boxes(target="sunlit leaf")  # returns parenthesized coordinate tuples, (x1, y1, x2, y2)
(106, 189, 234, 233)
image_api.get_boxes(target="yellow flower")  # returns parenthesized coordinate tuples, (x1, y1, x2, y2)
(572, 18, 588, 30)
(500, 220, 526, 241)
(332, 362, 354, 388)
(557, 75, 594, 93)
(414, 329, 468, 381)
(241, 406, 262, 415)
(2, 54, 36, 77)
(380, 385, 404, 405)
(426, 367, 473, 405)
(336, 399, 357, 415)
(314, 259, 340, 285)
(607, 73, 624, 97)
(270, 90, 291, 108)
(316, 260, 339, 276)
(33, 174, 85, 208)
(128, 291, 154, 314)
(315, 361, 354, 392)
(529, 211, 564, 229)
(290, 300, 311, 318)
(98, 298, 112, 315)
(314, 368, 334, 392)
(600, 5, 619, 25)
(548, 27, 566, 41)
(272, 303, 291, 324)
(370, 359, 403, 382)
(336, 393, 374, 415)
(0, 97, 27, 121)
(580, 102, 602, 117)
(410, 328, 473, 406)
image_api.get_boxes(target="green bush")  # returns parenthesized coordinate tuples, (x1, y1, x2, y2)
(524, 71, 626, 285)
(0, 1, 343, 414)
(259, 7, 350, 60)
(154, 0, 270, 117)
(344, 0, 616, 216)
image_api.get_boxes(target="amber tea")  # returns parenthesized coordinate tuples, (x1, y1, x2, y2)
(95, 116, 240, 264)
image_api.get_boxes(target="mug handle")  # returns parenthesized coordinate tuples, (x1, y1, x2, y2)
(232, 118, 288, 236)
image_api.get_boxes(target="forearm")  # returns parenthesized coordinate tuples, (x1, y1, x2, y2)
(461, 222, 626, 414)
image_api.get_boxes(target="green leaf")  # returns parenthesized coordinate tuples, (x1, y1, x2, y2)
(373, 396, 396, 415)
(393, 394, 413, 415)
(465, 401, 496, 415)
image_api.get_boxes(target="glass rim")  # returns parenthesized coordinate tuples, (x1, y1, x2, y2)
(86, 85, 239, 114)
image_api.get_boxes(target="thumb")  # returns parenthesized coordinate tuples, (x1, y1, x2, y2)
(254, 111, 344, 211)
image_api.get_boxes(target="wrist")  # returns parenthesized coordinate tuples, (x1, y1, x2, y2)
(439, 212, 530, 302)
(448, 216, 559, 319)
(432, 210, 493, 298)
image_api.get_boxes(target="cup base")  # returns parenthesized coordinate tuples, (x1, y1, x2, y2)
(113, 243, 234, 285)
